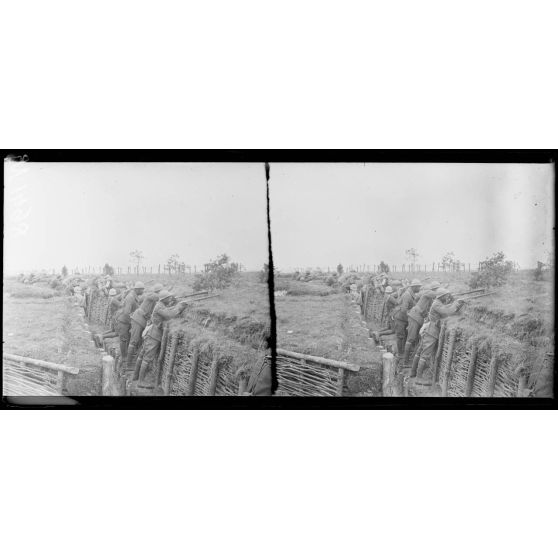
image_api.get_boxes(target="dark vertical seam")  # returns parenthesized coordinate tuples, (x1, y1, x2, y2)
(265, 162, 278, 394)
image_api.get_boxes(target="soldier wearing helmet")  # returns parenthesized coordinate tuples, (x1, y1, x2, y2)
(372, 286, 400, 342)
(125, 283, 164, 372)
(415, 288, 465, 378)
(403, 281, 441, 364)
(114, 281, 145, 367)
(392, 278, 422, 357)
(136, 290, 188, 388)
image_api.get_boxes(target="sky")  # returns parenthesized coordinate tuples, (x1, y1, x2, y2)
(4, 162, 268, 274)
(4, 161, 554, 274)
(269, 163, 554, 271)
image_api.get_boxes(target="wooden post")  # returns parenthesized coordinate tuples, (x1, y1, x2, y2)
(101, 355, 115, 396)
(516, 367, 528, 397)
(56, 370, 65, 393)
(432, 322, 447, 385)
(441, 329, 457, 396)
(162, 333, 179, 394)
(207, 356, 220, 396)
(468, 263, 471, 272)
(157, 326, 170, 377)
(464, 343, 479, 396)
(485, 354, 500, 396)
(336, 367, 345, 396)
(186, 348, 200, 395)
(382, 352, 395, 394)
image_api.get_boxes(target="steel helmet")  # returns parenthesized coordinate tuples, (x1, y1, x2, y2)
(411, 278, 422, 287)
(429, 281, 441, 290)
(134, 281, 145, 290)
(158, 290, 173, 301)
(436, 288, 450, 299)
(385, 286, 393, 293)
(152, 283, 164, 293)
(108, 288, 117, 296)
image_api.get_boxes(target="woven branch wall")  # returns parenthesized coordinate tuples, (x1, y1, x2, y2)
(3, 358, 62, 396)
(364, 289, 386, 326)
(158, 330, 242, 396)
(439, 328, 523, 398)
(275, 353, 341, 396)
(86, 291, 111, 326)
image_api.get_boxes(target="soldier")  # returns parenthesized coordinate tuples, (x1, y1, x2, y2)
(125, 283, 164, 372)
(373, 286, 399, 341)
(114, 281, 145, 368)
(403, 281, 441, 364)
(392, 278, 422, 357)
(137, 290, 188, 388)
(415, 288, 465, 378)
(244, 359, 272, 396)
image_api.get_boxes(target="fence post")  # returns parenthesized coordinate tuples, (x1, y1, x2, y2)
(441, 329, 457, 396)
(464, 343, 479, 396)
(207, 356, 220, 396)
(158, 264, 161, 274)
(432, 322, 447, 385)
(485, 354, 500, 396)
(162, 333, 180, 394)
(468, 263, 471, 272)
(336, 367, 345, 396)
(182, 347, 199, 395)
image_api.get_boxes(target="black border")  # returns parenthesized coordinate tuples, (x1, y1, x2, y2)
(2, 149, 556, 410)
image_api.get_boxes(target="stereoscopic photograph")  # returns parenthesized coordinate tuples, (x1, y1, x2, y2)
(2, 154, 555, 402)
(3, 160, 271, 398)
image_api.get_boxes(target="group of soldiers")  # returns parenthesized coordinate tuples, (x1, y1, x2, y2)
(72, 275, 188, 389)
(71, 274, 272, 395)
(361, 273, 465, 378)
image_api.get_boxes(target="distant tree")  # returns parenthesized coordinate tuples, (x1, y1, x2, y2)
(166, 253, 182, 273)
(61, 265, 68, 277)
(379, 261, 390, 273)
(337, 263, 344, 275)
(405, 248, 419, 266)
(103, 263, 114, 276)
(441, 252, 456, 271)
(129, 249, 144, 271)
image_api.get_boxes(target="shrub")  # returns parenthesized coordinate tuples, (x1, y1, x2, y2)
(192, 253, 238, 291)
(61, 265, 68, 277)
(336, 263, 344, 275)
(379, 261, 390, 274)
(469, 252, 514, 289)
(103, 263, 115, 276)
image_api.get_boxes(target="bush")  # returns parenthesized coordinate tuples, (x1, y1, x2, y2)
(379, 261, 390, 273)
(336, 263, 344, 275)
(325, 276, 337, 287)
(469, 252, 514, 289)
(192, 253, 238, 291)
(103, 263, 115, 276)
(61, 265, 68, 277)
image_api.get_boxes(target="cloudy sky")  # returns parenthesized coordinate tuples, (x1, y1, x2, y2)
(4, 160, 554, 274)
(269, 163, 554, 271)
(4, 162, 268, 274)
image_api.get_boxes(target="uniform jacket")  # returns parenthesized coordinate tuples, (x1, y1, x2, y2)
(383, 293, 399, 319)
(408, 289, 438, 324)
(425, 299, 461, 338)
(117, 291, 140, 325)
(147, 301, 184, 341)
(393, 288, 416, 322)
(131, 292, 159, 328)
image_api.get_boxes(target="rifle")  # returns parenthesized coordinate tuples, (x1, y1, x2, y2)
(178, 293, 219, 303)
(453, 288, 485, 297)
(174, 290, 209, 299)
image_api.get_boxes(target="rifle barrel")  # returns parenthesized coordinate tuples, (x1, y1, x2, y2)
(454, 288, 485, 296)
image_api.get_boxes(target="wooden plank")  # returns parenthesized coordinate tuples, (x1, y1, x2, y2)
(441, 329, 457, 397)
(464, 343, 479, 397)
(336, 367, 345, 396)
(186, 348, 200, 396)
(206, 356, 220, 396)
(162, 334, 179, 394)
(485, 354, 500, 397)
(3, 353, 79, 375)
(432, 322, 447, 385)
(276, 348, 360, 372)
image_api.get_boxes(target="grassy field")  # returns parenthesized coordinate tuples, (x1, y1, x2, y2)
(3, 278, 102, 395)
